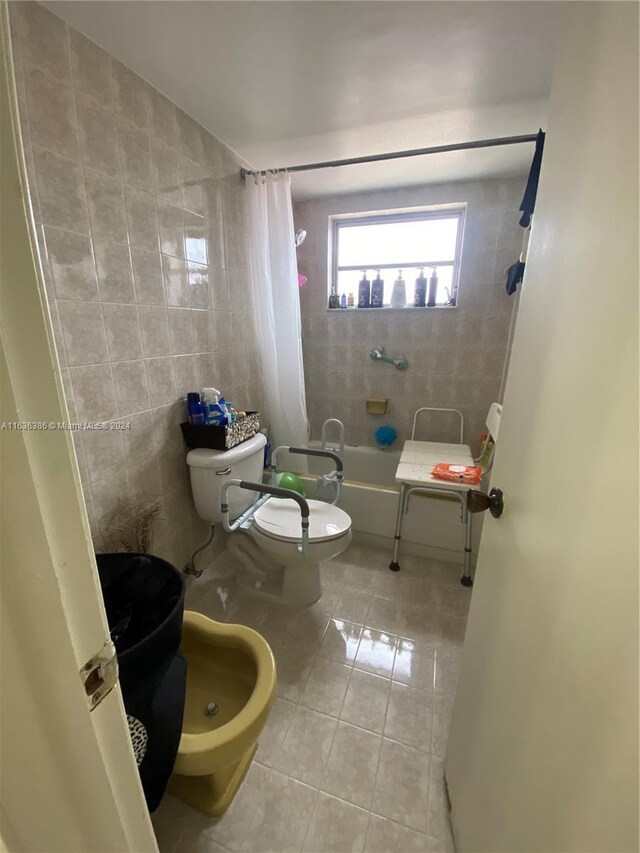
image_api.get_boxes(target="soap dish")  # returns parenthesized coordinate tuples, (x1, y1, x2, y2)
(366, 397, 388, 415)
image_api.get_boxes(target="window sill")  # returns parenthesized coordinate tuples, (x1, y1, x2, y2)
(326, 304, 457, 312)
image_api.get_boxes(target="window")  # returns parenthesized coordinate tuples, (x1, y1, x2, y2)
(330, 206, 465, 308)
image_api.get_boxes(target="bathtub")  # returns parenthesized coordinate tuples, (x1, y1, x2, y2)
(278, 441, 482, 564)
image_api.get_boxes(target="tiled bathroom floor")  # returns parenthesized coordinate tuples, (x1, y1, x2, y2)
(153, 543, 471, 853)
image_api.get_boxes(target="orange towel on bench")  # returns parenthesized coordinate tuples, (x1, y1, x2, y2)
(432, 463, 482, 485)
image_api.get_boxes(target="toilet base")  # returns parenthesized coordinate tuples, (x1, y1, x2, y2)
(168, 743, 257, 818)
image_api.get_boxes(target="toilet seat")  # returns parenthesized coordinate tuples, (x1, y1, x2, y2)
(253, 498, 351, 543)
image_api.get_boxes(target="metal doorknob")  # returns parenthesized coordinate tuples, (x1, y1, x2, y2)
(467, 487, 504, 518)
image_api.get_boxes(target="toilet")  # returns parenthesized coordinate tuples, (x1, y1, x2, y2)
(168, 610, 276, 817)
(187, 433, 352, 605)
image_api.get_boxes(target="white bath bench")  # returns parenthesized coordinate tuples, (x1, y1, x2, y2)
(390, 403, 502, 586)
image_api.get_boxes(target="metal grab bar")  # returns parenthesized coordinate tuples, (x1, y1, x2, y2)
(321, 418, 345, 459)
(271, 445, 345, 506)
(411, 407, 464, 443)
(273, 445, 344, 473)
(221, 479, 310, 554)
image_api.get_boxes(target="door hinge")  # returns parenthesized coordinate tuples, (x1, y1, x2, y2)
(80, 640, 118, 711)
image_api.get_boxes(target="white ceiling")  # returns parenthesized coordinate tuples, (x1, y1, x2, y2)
(46, 1, 565, 198)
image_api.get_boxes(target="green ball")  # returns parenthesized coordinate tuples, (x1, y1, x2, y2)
(275, 471, 306, 498)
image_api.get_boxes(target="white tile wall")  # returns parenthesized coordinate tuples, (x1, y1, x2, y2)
(294, 178, 524, 448)
(8, 1, 265, 568)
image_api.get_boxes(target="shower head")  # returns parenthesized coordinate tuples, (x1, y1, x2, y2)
(295, 229, 307, 247)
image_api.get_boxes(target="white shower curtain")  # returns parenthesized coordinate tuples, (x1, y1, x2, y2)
(245, 171, 309, 455)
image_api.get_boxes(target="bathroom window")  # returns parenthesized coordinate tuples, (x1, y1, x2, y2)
(330, 206, 465, 308)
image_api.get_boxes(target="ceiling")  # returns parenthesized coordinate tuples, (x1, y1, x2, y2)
(46, 1, 566, 198)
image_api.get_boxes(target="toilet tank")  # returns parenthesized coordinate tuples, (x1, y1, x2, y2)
(186, 433, 267, 523)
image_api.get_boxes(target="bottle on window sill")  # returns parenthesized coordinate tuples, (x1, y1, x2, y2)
(347, 292, 354, 308)
(390, 270, 407, 308)
(340, 293, 347, 308)
(414, 268, 427, 307)
(371, 271, 384, 307)
(358, 271, 370, 308)
(427, 267, 438, 307)
(329, 292, 340, 309)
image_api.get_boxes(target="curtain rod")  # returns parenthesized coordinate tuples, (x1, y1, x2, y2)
(240, 133, 539, 179)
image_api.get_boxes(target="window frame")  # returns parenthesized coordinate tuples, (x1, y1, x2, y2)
(329, 204, 466, 309)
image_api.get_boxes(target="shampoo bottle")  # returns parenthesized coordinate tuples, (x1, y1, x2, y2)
(414, 268, 427, 307)
(187, 392, 205, 425)
(358, 271, 371, 308)
(390, 270, 407, 308)
(371, 271, 384, 307)
(202, 387, 221, 423)
(427, 267, 438, 307)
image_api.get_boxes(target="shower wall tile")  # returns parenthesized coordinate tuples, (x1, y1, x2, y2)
(84, 166, 128, 242)
(8, 1, 265, 568)
(69, 30, 114, 107)
(75, 93, 121, 177)
(33, 148, 88, 232)
(58, 300, 109, 366)
(131, 246, 165, 305)
(294, 177, 523, 448)
(119, 126, 154, 191)
(103, 303, 143, 362)
(43, 226, 99, 301)
(24, 66, 79, 157)
(139, 305, 172, 358)
(111, 60, 149, 130)
(16, 1, 71, 83)
(94, 238, 136, 303)
(148, 89, 178, 148)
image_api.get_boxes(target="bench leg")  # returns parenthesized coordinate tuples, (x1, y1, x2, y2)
(461, 502, 473, 586)
(389, 483, 406, 572)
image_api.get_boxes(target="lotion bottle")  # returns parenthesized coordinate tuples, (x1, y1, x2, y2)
(414, 268, 427, 307)
(390, 270, 407, 308)
(358, 270, 371, 308)
(427, 267, 439, 307)
(371, 271, 384, 307)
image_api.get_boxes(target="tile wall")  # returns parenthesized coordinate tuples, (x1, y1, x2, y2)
(294, 178, 524, 448)
(7, 1, 265, 568)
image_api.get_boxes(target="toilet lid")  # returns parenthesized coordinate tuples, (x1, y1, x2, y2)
(253, 499, 351, 543)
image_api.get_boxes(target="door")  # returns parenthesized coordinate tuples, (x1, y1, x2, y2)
(445, 4, 639, 852)
(0, 15, 158, 852)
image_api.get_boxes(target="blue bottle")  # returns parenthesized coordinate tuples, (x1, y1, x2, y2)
(187, 392, 205, 425)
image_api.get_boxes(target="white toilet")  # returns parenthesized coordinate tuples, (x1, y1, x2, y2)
(187, 433, 352, 605)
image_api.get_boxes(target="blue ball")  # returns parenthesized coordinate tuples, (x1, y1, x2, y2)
(375, 425, 397, 446)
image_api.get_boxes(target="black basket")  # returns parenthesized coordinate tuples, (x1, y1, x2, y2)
(180, 411, 261, 450)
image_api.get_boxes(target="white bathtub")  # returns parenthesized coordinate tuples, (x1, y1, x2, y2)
(278, 441, 482, 564)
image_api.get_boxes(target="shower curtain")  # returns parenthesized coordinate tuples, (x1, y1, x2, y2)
(245, 171, 309, 455)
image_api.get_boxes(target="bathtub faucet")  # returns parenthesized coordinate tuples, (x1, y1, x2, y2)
(369, 347, 408, 370)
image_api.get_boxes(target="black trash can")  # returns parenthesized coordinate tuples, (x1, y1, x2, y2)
(96, 553, 186, 812)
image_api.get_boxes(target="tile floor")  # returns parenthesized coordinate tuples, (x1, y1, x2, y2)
(152, 542, 471, 853)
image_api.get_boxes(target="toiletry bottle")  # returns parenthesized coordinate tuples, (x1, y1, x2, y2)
(329, 292, 340, 309)
(218, 397, 230, 425)
(390, 270, 407, 308)
(341, 293, 347, 308)
(414, 268, 427, 307)
(427, 267, 438, 307)
(371, 271, 384, 307)
(358, 270, 371, 308)
(187, 392, 205, 425)
(347, 292, 354, 308)
(261, 430, 271, 468)
(202, 387, 221, 423)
